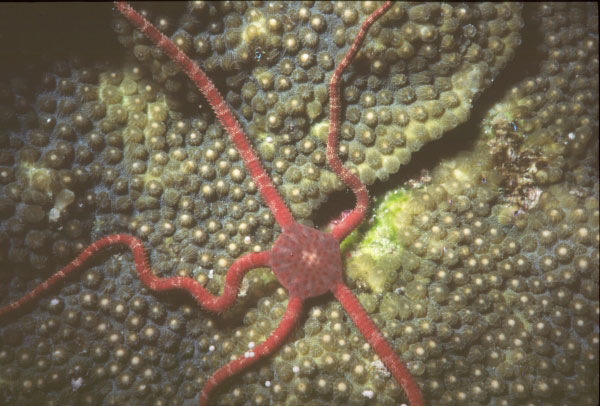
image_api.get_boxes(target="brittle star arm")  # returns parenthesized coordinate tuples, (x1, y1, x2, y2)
(326, 0, 393, 242)
(114, 1, 294, 231)
(0, 234, 270, 317)
(332, 281, 425, 406)
(199, 296, 303, 406)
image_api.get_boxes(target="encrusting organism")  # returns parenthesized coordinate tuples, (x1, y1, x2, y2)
(0, 1, 424, 405)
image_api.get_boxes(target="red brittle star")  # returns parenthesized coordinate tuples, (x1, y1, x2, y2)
(0, 2, 424, 405)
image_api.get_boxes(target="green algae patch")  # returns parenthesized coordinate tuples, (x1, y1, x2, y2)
(339, 227, 363, 255)
(343, 188, 410, 293)
(363, 188, 410, 246)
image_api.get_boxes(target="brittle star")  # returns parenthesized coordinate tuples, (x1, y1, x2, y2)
(0, 1, 424, 405)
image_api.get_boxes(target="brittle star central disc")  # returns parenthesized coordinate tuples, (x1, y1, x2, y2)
(270, 223, 343, 299)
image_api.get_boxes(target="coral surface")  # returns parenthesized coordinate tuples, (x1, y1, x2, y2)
(0, 2, 598, 406)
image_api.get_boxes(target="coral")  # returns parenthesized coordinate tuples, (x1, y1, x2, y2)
(482, 3, 599, 211)
(342, 4, 599, 405)
(111, 1, 525, 218)
(0, 2, 598, 406)
(2, 2, 424, 405)
(347, 118, 598, 397)
(346, 137, 599, 404)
